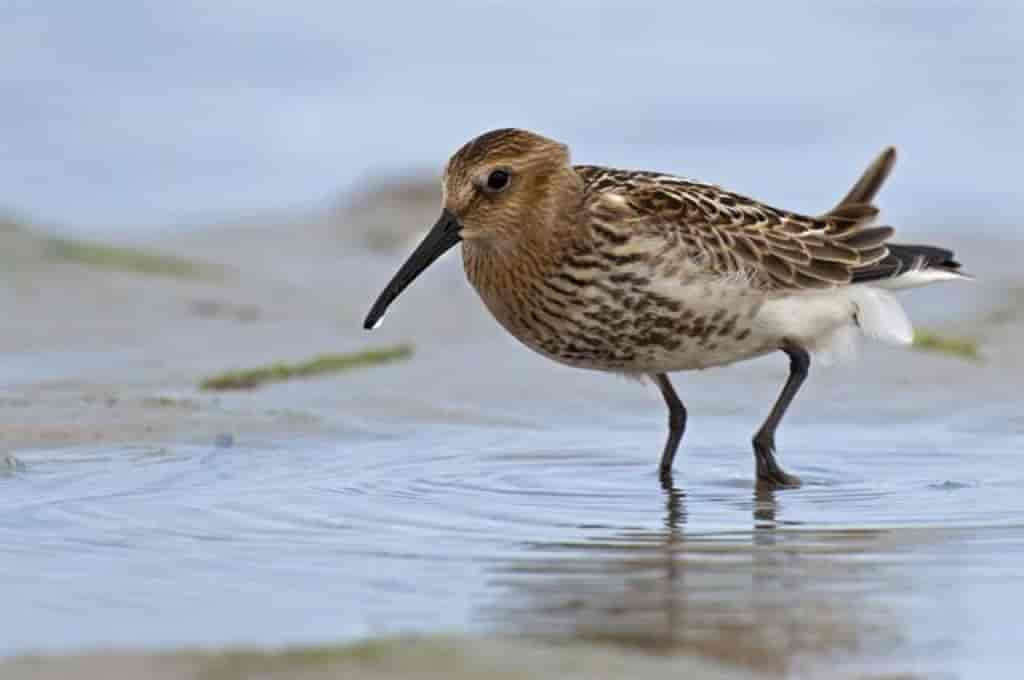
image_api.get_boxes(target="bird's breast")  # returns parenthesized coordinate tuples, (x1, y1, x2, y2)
(463, 242, 773, 373)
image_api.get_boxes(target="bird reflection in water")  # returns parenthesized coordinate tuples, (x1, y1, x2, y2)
(486, 472, 897, 675)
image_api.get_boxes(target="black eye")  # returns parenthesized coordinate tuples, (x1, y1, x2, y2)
(485, 169, 511, 192)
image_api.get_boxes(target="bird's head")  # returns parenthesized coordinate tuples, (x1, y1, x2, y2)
(363, 128, 576, 330)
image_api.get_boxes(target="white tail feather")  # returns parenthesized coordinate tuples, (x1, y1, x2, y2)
(873, 268, 968, 290)
(754, 264, 964, 364)
(850, 287, 913, 345)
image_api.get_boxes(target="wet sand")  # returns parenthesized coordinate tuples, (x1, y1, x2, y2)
(1, 637, 768, 680)
(1, 208, 1022, 678)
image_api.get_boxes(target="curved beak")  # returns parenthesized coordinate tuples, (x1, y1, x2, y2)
(363, 209, 462, 330)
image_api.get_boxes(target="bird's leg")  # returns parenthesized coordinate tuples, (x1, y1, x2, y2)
(653, 373, 687, 482)
(752, 342, 809, 488)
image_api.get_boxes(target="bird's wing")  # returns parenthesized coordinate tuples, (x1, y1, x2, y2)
(575, 163, 895, 291)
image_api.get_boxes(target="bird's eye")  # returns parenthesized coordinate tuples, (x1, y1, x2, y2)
(485, 169, 511, 192)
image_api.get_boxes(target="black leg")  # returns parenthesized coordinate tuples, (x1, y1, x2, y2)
(752, 342, 809, 488)
(653, 373, 687, 481)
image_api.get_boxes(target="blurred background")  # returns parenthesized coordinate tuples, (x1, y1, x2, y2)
(2, 1, 1021, 236)
(2, 3, 1024, 679)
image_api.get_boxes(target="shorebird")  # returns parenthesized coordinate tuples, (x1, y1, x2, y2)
(364, 129, 967, 487)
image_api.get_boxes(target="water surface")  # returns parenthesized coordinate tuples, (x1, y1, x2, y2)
(3, 413, 1022, 676)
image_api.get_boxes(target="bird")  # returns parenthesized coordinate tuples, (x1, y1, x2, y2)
(363, 128, 968, 487)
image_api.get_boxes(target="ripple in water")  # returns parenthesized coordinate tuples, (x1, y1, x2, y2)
(1, 422, 1022, 674)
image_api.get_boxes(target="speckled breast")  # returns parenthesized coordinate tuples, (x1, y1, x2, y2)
(467, 254, 774, 374)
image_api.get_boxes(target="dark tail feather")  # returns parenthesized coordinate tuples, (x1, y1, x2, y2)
(853, 243, 964, 284)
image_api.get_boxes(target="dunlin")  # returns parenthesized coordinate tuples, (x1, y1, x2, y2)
(364, 129, 968, 487)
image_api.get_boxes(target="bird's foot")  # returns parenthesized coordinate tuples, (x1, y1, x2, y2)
(753, 436, 802, 488)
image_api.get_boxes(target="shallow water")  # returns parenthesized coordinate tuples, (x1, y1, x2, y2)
(3, 410, 1023, 675)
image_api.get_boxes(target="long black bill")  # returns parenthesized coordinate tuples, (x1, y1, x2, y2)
(363, 209, 462, 330)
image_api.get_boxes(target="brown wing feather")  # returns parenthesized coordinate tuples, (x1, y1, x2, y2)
(826, 146, 897, 213)
(575, 160, 898, 292)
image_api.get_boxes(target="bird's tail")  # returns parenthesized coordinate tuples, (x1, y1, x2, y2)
(810, 146, 971, 358)
(823, 145, 971, 289)
(853, 243, 970, 289)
